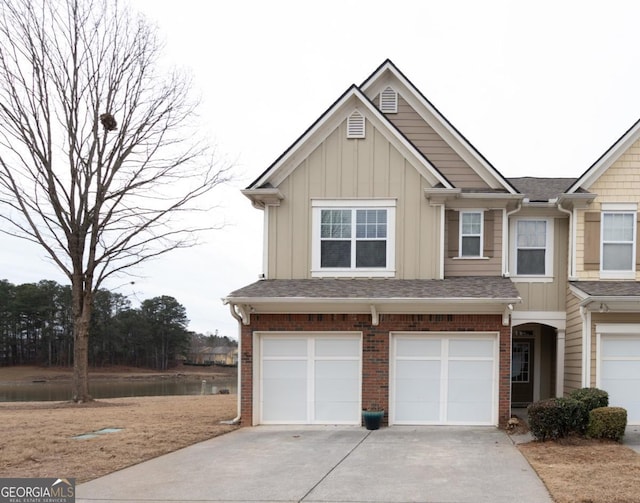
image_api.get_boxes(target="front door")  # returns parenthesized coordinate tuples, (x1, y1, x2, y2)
(512, 338, 534, 406)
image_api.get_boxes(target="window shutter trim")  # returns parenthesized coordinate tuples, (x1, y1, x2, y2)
(447, 210, 459, 257)
(584, 212, 600, 271)
(483, 210, 494, 257)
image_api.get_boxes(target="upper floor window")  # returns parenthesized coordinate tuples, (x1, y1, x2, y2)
(601, 211, 636, 273)
(312, 200, 396, 277)
(460, 211, 483, 257)
(513, 218, 553, 278)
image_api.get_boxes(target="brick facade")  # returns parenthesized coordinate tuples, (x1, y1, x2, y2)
(239, 313, 511, 427)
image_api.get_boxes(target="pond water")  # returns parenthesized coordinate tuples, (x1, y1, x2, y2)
(0, 377, 237, 402)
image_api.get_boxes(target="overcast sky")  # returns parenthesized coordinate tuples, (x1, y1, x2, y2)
(3, 0, 640, 338)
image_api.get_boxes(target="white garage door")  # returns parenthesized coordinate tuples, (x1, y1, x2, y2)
(600, 335, 640, 424)
(392, 334, 498, 425)
(259, 334, 361, 424)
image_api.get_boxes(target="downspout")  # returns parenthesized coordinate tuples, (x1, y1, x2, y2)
(439, 204, 445, 279)
(557, 201, 574, 279)
(579, 305, 590, 387)
(503, 203, 522, 277)
(221, 302, 242, 425)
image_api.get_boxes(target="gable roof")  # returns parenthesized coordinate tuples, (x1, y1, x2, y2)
(361, 60, 518, 195)
(245, 84, 453, 192)
(567, 117, 640, 193)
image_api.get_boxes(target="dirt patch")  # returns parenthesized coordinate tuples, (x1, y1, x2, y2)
(0, 394, 238, 483)
(519, 438, 640, 503)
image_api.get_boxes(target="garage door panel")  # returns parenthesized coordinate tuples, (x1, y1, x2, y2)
(316, 338, 360, 356)
(602, 338, 640, 358)
(393, 335, 496, 425)
(260, 335, 361, 425)
(263, 338, 307, 357)
(315, 401, 360, 422)
(396, 338, 441, 357)
(448, 401, 492, 423)
(449, 339, 494, 357)
(395, 401, 440, 422)
(602, 360, 640, 379)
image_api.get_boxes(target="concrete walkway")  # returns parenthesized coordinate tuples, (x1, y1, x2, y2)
(77, 426, 552, 503)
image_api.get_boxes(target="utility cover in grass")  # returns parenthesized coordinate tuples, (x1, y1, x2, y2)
(72, 427, 123, 440)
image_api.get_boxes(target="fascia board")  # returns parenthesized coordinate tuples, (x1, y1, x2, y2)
(568, 284, 589, 300)
(361, 61, 517, 195)
(263, 87, 452, 189)
(567, 117, 640, 193)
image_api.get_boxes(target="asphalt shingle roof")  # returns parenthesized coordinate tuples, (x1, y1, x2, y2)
(507, 177, 577, 201)
(570, 281, 640, 297)
(227, 277, 520, 300)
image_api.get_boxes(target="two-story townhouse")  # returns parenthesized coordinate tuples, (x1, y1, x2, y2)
(225, 60, 640, 427)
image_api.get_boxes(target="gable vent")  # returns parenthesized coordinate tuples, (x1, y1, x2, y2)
(347, 110, 365, 139)
(379, 86, 398, 113)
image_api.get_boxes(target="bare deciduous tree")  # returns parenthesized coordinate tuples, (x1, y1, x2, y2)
(0, 0, 232, 401)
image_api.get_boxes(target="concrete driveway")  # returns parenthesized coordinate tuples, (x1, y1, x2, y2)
(77, 426, 552, 503)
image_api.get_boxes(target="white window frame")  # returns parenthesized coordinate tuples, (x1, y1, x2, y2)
(459, 210, 484, 258)
(600, 203, 637, 280)
(510, 218, 554, 282)
(311, 199, 396, 278)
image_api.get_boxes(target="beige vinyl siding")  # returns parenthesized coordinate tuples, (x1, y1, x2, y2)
(267, 120, 440, 279)
(513, 217, 569, 311)
(575, 137, 640, 279)
(564, 289, 583, 394)
(383, 96, 491, 190)
(444, 209, 503, 276)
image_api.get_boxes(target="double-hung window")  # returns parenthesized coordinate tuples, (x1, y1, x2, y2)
(459, 211, 483, 257)
(312, 200, 395, 277)
(601, 210, 636, 274)
(513, 219, 553, 277)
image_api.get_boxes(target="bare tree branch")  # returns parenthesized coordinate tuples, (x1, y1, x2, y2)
(0, 0, 233, 401)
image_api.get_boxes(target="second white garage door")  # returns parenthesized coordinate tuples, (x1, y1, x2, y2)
(391, 333, 498, 425)
(259, 334, 361, 425)
(599, 332, 640, 425)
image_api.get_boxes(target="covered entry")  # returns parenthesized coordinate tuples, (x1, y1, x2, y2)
(390, 332, 498, 425)
(257, 332, 361, 425)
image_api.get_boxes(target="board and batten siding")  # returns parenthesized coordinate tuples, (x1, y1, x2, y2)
(383, 96, 491, 190)
(575, 138, 640, 280)
(267, 120, 441, 280)
(513, 217, 569, 312)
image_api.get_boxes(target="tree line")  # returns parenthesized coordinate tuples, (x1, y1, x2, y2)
(0, 279, 233, 370)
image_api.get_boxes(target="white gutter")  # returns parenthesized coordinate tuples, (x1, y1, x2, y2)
(221, 302, 242, 425)
(556, 201, 574, 279)
(503, 203, 522, 277)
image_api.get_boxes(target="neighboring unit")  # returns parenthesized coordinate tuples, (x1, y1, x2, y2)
(225, 60, 640, 427)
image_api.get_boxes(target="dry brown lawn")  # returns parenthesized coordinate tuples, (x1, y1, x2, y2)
(0, 395, 238, 483)
(0, 364, 239, 483)
(519, 438, 640, 503)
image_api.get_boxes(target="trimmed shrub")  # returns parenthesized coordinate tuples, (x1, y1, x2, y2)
(568, 387, 609, 434)
(569, 387, 609, 412)
(528, 397, 585, 441)
(587, 407, 627, 441)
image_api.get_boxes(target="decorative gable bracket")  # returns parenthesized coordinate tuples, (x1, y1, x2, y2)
(241, 188, 284, 209)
